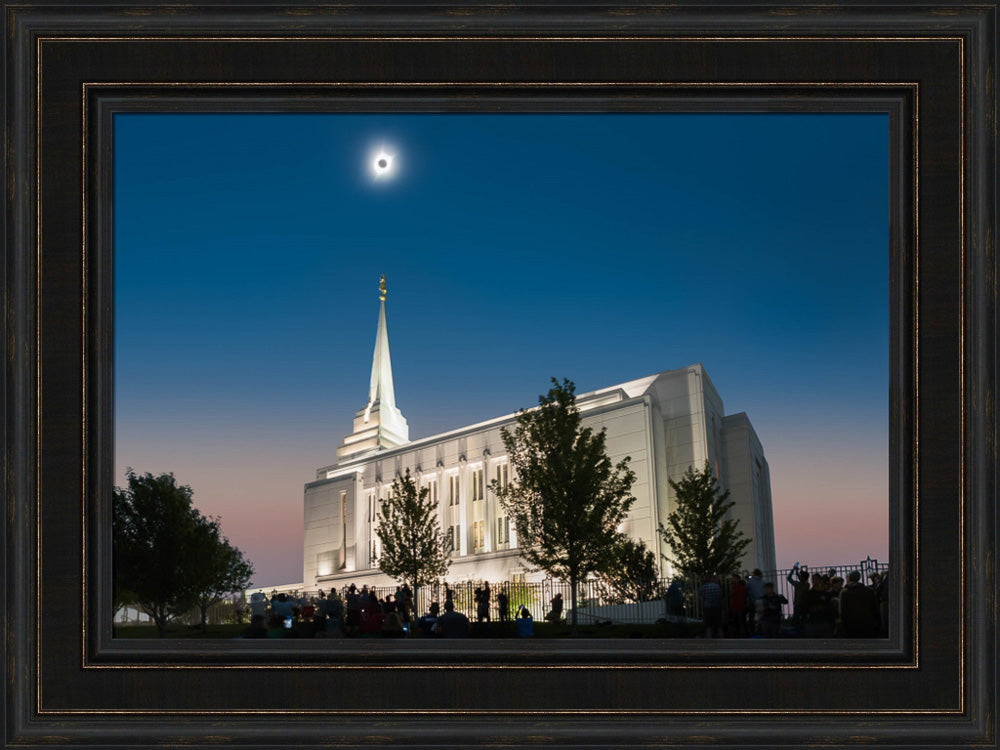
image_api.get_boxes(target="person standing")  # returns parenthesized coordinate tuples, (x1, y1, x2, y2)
(666, 579, 686, 617)
(478, 582, 491, 623)
(829, 576, 845, 636)
(785, 564, 811, 636)
(544, 593, 564, 624)
(325, 592, 344, 636)
(745, 569, 766, 634)
(398, 584, 413, 623)
(802, 573, 836, 638)
(698, 574, 724, 638)
(270, 592, 294, 620)
(249, 592, 269, 620)
(872, 570, 889, 636)
(728, 574, 748, 637)
(474, 584, 491, 623)
(839, 571, 879, 638)
(497, 588, 510, 623)
(759, 582, 788, 637)
(345, 584, 361, 637)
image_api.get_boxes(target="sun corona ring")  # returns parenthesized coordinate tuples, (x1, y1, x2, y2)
(369, 146, 396, 180)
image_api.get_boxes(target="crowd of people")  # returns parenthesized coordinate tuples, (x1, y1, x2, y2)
(696, 565, 889, 638)
(239, 565, 888, 640)
(239, 581, 541, 639)
(241, 584, 417, 638)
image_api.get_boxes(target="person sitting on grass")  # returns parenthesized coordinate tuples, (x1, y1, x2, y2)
(358, 606, 385, 637)
(516, 606, 534, 637)
(266, 614, 292, 638)
(294, 605, 321, 638)
(241, 614, 267, 639)
(417, 602, 440, 637)
(381, 612, 407, 638)
(434, 601, 470, 638)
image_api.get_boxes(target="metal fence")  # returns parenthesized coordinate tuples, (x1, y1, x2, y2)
(769, 559, 888, 609)
(117, 558, 889, 628)
(246, 558, 888, 626)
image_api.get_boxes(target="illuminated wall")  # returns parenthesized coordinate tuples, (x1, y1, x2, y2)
(302, 365, 775, 590)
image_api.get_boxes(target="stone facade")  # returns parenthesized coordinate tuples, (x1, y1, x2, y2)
(304, 365, 776, 590)
(302, 278, 775, 590)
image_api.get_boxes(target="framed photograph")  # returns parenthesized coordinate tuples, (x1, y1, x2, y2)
(4, 1, 995, 747)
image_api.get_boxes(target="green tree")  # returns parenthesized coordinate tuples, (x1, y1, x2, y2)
(113, 470, 254, 636)
(491, 378, 637, 633)
(375, 468, 451, 617)
(185, 515, 255, 632)
(657, 462, 751, 580)
(597, 536, 662, 604)
(113, 471, 202, 635)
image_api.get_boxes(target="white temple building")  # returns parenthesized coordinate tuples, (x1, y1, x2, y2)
(302, 277, 777, 590)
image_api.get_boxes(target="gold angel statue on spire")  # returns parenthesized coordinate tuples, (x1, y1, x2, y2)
(379, 274, 386, 301)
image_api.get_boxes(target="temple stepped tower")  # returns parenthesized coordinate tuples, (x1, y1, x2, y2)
(336, 274, 409, 463)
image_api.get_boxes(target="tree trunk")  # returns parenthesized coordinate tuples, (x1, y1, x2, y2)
(154, 608, 168, 638)
(570, 575, 579, 636)
(411, 580, 418, 627)
(411, 568, 418, 623)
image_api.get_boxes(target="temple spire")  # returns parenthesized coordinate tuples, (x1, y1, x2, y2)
(337, 274, 409, 462)
(366, 274, 396, 421)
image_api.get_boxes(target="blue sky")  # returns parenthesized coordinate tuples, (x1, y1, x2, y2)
(115, 112, 889, 587)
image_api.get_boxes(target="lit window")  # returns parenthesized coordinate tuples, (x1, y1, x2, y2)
(447, 474, 461, 553)
(471, 468, 485, 551)
(494, 462, 509, 489)
(496, 516, 510, 547)
(494, 462, 511, 549)
(470, 468, 484, 503)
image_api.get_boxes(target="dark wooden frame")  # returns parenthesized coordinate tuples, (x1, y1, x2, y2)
(3, 2, 996, 747)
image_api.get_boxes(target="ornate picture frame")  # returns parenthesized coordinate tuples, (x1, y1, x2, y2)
(3, 2, 995, 746)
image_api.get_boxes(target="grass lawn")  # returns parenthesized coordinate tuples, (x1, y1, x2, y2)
(113, 620, 704, 639)
(114, 623, 247, 638)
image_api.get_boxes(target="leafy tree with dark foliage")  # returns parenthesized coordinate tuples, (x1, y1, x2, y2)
(491, 378, 636, 633)
(658, 462, 751, 580)
(113, 470, 254, 636)
(597, 536, 663, 604)
(185, 514, 255, 632)
(375, 468, 451, 616)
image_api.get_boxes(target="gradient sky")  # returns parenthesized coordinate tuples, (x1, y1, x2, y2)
(115, 112, 889, 588)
